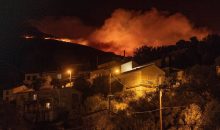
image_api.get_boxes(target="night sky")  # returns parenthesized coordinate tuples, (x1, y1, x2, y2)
(1, 0, 220, 55)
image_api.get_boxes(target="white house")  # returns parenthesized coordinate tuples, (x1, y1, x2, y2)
(118, 63, 165, 93)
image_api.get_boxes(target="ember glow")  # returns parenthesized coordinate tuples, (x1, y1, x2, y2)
(44, 37, 88, 45)
(31, 8, 210, 56)
(23, 35, 88, 45)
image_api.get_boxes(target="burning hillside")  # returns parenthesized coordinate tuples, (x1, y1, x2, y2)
(30, 8, 210, 55)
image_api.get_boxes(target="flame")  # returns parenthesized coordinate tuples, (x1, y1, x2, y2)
(44, 37, 88, 45)
(23, 35, 88, 45)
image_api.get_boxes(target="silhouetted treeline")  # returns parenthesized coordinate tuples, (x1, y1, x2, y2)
(134, 35, 220, 68)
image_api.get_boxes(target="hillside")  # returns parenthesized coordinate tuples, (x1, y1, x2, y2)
(18, 37, 121, 72)
(0, 34, 122, 88)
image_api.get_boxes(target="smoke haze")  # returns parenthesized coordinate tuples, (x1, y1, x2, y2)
(31, 8, 210, 56)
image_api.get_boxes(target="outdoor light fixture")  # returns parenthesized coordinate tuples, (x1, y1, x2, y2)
(66, 69, 72, 84)
(33, 94, 37, 100)
(46, 102, 51, 109)
(67, 69, 72, 74)
(114, 68, 120, 74)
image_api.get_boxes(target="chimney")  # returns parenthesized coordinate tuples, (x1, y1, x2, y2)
(123, 50, 126, 57)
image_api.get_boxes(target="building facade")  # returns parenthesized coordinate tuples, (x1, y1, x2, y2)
(3, 87, 81, 123)
(118, 63, 165, 93)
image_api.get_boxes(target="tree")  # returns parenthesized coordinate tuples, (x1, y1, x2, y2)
(133, 46, 155, 65)
(91, 76, 109, 96)
(202, 99, 220, 129)
(74, 76, 91, 102)
(32, 78, 45, 91)
(74, 77, 91, 93)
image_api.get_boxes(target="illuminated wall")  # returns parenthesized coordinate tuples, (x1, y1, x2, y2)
(120, 61, 138, 73)
(121, 61, 133, 73)
(119, 64, 165, 90)
(141, 65, 165, 86)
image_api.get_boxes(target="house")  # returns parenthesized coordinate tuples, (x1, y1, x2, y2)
(89, 60, 166, 97)
(22, 88, 81, 122)
(3, 86, 81, 122)
(89, 60, 122, 82)
(3, 85, 33, 102)
(24, 71, 62, 86)
(118, 63, 165, 95)
(24, 73, 41, 85)
(23, 70, 78, 89)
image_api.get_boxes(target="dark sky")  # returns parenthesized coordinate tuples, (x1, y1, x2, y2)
(1, 0, 220, 33)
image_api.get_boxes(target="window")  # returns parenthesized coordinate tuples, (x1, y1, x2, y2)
(46, 102, 51, 109)
(33, 94, 37, 100)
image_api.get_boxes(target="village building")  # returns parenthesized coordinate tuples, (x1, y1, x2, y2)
(22, 88, 81, 122)
(89, 60, 166, 96)
(89, 60, 123, 82)
(2, 69, 82, 123)
(24, 71, 62, 86)
(118, 63, 165, 95)
(3, 85, 33, 102)
(3, 85, 81, 122)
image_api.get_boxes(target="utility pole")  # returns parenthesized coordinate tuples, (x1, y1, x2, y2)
(108, 73, 112, 114)
(69, 71, 72, 83)
(159, 88, 163, 130)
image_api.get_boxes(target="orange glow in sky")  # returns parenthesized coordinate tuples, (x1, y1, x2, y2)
(31, 8, 210, 56)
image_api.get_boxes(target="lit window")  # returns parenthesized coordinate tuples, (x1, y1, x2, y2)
(33, 94, 37, 100)
(46, 102, 51, 109)
(216, 66, 220, 76)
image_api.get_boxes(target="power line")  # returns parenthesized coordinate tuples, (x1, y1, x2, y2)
(132, 105, 186, 114)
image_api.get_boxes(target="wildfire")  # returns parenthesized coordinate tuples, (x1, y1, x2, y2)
(44, 37, 88, 45)
(23, 35, 88, 45)
(30, 8, 210, 56)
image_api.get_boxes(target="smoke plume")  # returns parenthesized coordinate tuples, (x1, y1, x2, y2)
(31, 9, 210, 56)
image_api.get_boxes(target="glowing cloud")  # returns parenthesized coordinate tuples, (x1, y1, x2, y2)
(31, 9, 210, 56)
(89, 8, 209, 55)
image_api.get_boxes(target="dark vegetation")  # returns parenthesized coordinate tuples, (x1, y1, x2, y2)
(74, 76, 123, 103)
(0, 27, 122, 88)
(134, 35, 220, 69)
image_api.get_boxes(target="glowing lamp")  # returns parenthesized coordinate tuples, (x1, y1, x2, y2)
(67, 69, 72, 74)
(114, 68, 120, 74)
(46, 102, 51, 109)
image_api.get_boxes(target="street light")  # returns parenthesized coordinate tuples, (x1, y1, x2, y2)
(114, 68, 120, 75)
(108, 68, 120, 114)
(67, 69, 72, 82)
